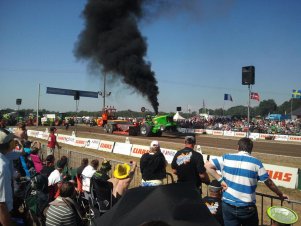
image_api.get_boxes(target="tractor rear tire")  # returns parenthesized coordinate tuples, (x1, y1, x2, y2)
(140, 125, 152, 136)
(107, 124, 114, 134)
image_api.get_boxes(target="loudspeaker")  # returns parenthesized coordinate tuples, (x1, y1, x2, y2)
(74, 91, 80, 100)
(176, 107, 181, 111)
(242, 66, 255, 85)
(16, 99, 22, 105)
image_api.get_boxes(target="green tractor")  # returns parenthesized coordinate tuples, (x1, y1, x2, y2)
(139, 114, 178, 137)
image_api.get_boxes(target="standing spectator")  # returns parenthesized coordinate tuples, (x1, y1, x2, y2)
(48, 160, 67, 201)
(46, 181, 82, 226)
(205, 137, 288, 226)
(47, 127, 61, 156)
(0, 128, 16, 226)
(30, 141, 43, 173)
(171, 136, 210, 194)
(108, 161, 137, 203)
(81, 159, 99, 192)
(76, 158, 88, 193)
(140, 140, 167, 186)
(14, 122, 28, 142)
(203, 180, 224, 226)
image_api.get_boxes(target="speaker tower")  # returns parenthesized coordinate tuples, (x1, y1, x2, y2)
(242, 66, 255, 85)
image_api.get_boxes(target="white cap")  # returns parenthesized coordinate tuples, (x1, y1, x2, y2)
(150, 140, 160, 148)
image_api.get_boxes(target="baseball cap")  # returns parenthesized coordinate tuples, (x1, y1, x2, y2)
(185, 136, 196, 144)
(0, 128, 15, 145)
(150, 140, 160, 148)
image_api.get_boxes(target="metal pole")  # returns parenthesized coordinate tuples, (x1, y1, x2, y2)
(36, 83, 40, 127)
(291, 98, 293, 119)
(103, 72, 106, 110)
(247, 85, 251, 137)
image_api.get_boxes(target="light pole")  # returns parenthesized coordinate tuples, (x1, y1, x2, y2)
(99, 73, 111, 110)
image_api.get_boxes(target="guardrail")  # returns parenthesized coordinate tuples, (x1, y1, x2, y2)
(40, 146, 300, 225)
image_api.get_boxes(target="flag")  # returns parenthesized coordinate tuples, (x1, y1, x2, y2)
(250, 92, 260, 101)
(224, 94, 233, 101)
(292, 89, 301, 99)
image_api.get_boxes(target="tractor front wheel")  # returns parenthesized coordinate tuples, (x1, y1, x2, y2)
(140, 124, 152, 136)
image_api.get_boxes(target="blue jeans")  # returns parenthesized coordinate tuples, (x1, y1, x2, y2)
(222, 202, 258, 226)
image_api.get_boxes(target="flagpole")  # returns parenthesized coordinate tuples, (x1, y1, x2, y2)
(290, 97, 293, 119)
(247, 85, 251, 137)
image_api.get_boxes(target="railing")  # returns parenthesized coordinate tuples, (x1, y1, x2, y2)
(40, 146, 300, 225)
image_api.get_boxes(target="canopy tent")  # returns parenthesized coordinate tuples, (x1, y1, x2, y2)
(96, 182, 220, 226)
(173, 111, 185, 121)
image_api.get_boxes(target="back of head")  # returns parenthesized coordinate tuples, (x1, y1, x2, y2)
(0, 128, 15, 151)
(56, 159, 67, 170)
(91, 159, 99, 169)
(46, 155, 55, 164)
(184, 136, 196, 146)
(60, 181, 75, 198)
(81, 158, 89, 166)
(238, 137, 253, 153)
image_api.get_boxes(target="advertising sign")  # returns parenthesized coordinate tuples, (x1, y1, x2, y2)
(113, 142, 132, 156)
(98, 140, 114, 153)
(130, 144, 150, 158)
(85, 139, 100, 150)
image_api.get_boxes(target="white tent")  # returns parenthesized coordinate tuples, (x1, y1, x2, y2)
(173, 111, 185, 121)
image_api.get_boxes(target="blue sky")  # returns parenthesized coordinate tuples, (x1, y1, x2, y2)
(0, 0, 300, 113)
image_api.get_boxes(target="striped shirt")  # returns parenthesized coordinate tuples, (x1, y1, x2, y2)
(211, 151, 269, 207)
(45, 198, 77, 226)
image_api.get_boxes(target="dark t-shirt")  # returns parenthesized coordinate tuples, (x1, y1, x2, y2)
(40, 165, 55, 178)
(140, 152, 166, 181)
(202, 196, 224, 226)
(171, 147, 206, 188)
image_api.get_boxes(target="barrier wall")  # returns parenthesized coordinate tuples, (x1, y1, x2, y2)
(24, 129, 300, 189)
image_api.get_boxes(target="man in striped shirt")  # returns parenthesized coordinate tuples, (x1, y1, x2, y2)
(205, 138, 288, 226)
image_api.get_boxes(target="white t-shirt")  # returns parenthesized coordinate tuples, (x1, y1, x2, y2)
(81, 165, 96, 192)
(0, 152, 13, 211)
(48, 169, 62, 186)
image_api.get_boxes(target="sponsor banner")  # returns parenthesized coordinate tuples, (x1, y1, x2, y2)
(64, 136, 75, 146)
(234, 132, 247, 138)
(27, 130, 39, 138)
(74, 137, 88, 147)
(224, 131, 235, 137)
(113, 142, 132, 156)
(85, 139, 101, 150)
(264, 163, 298, 189)
(161, 148, 177, 164)
(36, 131, 44, 139)
(288, 136, 301, 142)
(177, 128, 195, 133)
(57, 134, 68, 144)
(98, 140, 114, 153)
(212, 130, 224, 136)
(194, 129, 205, 134)
(41, 132, 49, 140)
(249, 133, 260, 140)
(130, 144, 150, 158)
(259, 134, 273, 140)
(206, 129, 213, 135)
(274, 135, 289, 141)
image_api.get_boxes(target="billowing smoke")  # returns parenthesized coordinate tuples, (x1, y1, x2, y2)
(74, 0, 159, 114)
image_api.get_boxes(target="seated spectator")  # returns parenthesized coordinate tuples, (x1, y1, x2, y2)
(108, 161, 137, 204)
(82, 159, 99, 193)
(202, 180, 224, 226)
(93, 160, 112, 181)
(76, 158, 88, 193)
(30, 141, 43, 173)
(40, 155, 55, 178)
(60, 155, 71, 182)
(140, 140, 166, 187)
(46, 181, 83, 226)
(48, 160, 67, 201)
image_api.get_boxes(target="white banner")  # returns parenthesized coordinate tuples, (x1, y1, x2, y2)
(288, 135, 301, 142)
(64, 135, 75, 146)
(98, 140, 114, 153)
(234, 132, 247, 138)
(27, 130, 39, 138)
(206, 129, 213, 135)
(224, 131, 235, 137)
(177, 128, 195, 133)
(85, 139, 100, 150)
(41, 132, 49, 140)
(259, 134, 274, 140)
(113, 142, 132, 156)
(74, 137, 88, 147)
(249, 133, 260, 140)
(194, 129, 205, 134)
(57, 134, 68, 144)
(264, 163, 298, 189)
(130, 144, 150, 158)
(274, 135, 289, 141)
(212, 130, 224, 136)
(36, 131, 44, 139)
(161, 148, 177, 164)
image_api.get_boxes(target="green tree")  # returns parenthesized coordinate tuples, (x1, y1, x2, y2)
(258, 99, 277, 117)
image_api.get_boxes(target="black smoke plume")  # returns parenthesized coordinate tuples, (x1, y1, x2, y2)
(74, 0, 159, 114)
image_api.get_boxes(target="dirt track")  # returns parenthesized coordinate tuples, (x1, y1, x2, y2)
(55, 125, 301, 158)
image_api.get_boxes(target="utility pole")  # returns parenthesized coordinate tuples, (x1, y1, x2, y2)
(36, 83, 40, 127)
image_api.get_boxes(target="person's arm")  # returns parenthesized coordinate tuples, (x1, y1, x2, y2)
(0, 202, 12, 226)
(199, 171, 210, 185)
(205, 161, 228, 190)
(264, 178, 289, 200)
